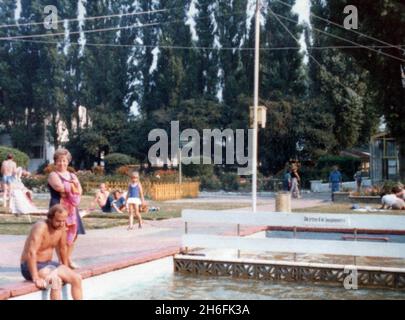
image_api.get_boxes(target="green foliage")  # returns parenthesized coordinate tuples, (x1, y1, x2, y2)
(21, 175, 48, 192)
(183, 157, 214, 178)
(200, 175, 222, 191)
(298, 166, 322, 189)
(308, 0, 381, 152)
(316, 155, 361, 181)
(314, 0, 404, 178)
(378, 180, 404, 196)
(0, 0, 398, 178)
(36, 161, 50, 175)
(298, 155, 362, 187)
(104, 153, 133, 174)
(66, 128, 109, 168)
(219, 172, 241, 191)
(182, 156, 220, 190)
(0, 146, 29, 168)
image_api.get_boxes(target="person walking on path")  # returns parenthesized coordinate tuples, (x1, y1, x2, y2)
(1, 153, 17, 208)
(290, 165, 301, 199)
(353, 169, 363, 193)
(125, 171, 146, 230)
(329, 166, 343, 201)
(47, 148, 85, 269)
(20, 204, 83, 300)
(282, 165, 292, 192)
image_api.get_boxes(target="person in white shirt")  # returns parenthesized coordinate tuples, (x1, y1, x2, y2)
(381, 188, 405, 210)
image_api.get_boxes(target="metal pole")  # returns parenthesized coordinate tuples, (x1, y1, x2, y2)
(252, 0, 261, 213)
(237, 224, 241, 258)
(184, 221, 188, 254)
(353, 229, 357, 265)
(293, 227, 297, 262)
(178, 148, 182, 185)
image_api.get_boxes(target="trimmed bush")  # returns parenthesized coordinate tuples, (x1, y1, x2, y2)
(22, 175, 48, 192)
(104, 153, 133, 174)
(0, 146, 29, 168)
(200, 175, 221, 190)
(182, 157, 214, 179)
(219, 172, 240, 191)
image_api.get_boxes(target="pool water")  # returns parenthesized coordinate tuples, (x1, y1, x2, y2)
(89, 257, 405, 300)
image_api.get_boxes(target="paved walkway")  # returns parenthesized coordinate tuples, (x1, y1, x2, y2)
(0, 195, 327, 286)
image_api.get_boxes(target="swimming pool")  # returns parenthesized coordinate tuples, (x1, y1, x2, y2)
(12, 256, 405, 300)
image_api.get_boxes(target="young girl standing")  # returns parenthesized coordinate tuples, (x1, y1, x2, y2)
(125, 171, 146, 230)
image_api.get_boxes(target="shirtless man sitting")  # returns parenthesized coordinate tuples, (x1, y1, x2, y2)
(1, 153, 17, 207)
(92, 183, 112, 213)
(20, 204, 82, 300)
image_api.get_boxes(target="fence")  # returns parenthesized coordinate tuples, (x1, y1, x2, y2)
(84, 181, 200, 201)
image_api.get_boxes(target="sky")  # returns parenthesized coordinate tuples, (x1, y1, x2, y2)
(293, 0, 311, 24)
(293, 0, 311, 62)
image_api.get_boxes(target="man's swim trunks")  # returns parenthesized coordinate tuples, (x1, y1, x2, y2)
(20, 261, 60, 281)
(2, 176, 14, 185)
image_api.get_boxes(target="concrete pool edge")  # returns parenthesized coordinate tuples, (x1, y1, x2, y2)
(0, 246, 180, 300)
(0, 225, 266, 300)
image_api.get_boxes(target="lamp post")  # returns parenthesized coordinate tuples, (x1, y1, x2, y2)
(178, 147, 182, 185)
(252, 0, 261, 213)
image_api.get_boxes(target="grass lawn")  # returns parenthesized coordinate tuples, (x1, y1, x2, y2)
(0, 195, 250, 235)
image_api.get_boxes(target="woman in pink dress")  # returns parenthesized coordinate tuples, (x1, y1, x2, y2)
(48, 149, 85, 269)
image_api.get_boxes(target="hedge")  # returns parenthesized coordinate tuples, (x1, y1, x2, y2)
(104, 153, 133, 174)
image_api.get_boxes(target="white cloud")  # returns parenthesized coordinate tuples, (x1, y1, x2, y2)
(185, 0, 199, 42)
(292, 0, 310, 24)
(293, 0, 310, 63)
(14, 0, 22, 22)
(77, 0, 87, 57)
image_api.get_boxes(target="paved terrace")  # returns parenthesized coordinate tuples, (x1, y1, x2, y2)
(0, 194, 326, 299)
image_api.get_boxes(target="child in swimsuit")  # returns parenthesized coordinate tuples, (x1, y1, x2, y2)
(125, 172, 146, 230)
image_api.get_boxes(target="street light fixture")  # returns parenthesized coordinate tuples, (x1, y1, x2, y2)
(250, 105, 267, 129)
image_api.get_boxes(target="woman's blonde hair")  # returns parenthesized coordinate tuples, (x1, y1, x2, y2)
(53, 148, 72, 163)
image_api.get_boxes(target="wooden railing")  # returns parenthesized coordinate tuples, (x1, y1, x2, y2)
(83, 181, 200, 201)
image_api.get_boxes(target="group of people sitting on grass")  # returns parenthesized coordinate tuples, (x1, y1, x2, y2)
(93, 183, 127, 214)
(380, 185, 405, 210)
(90, 172, 160, 229)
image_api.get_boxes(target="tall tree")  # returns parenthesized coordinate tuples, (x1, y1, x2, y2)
(313, 0, 404, 178)
(308, 0, 380, 151)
